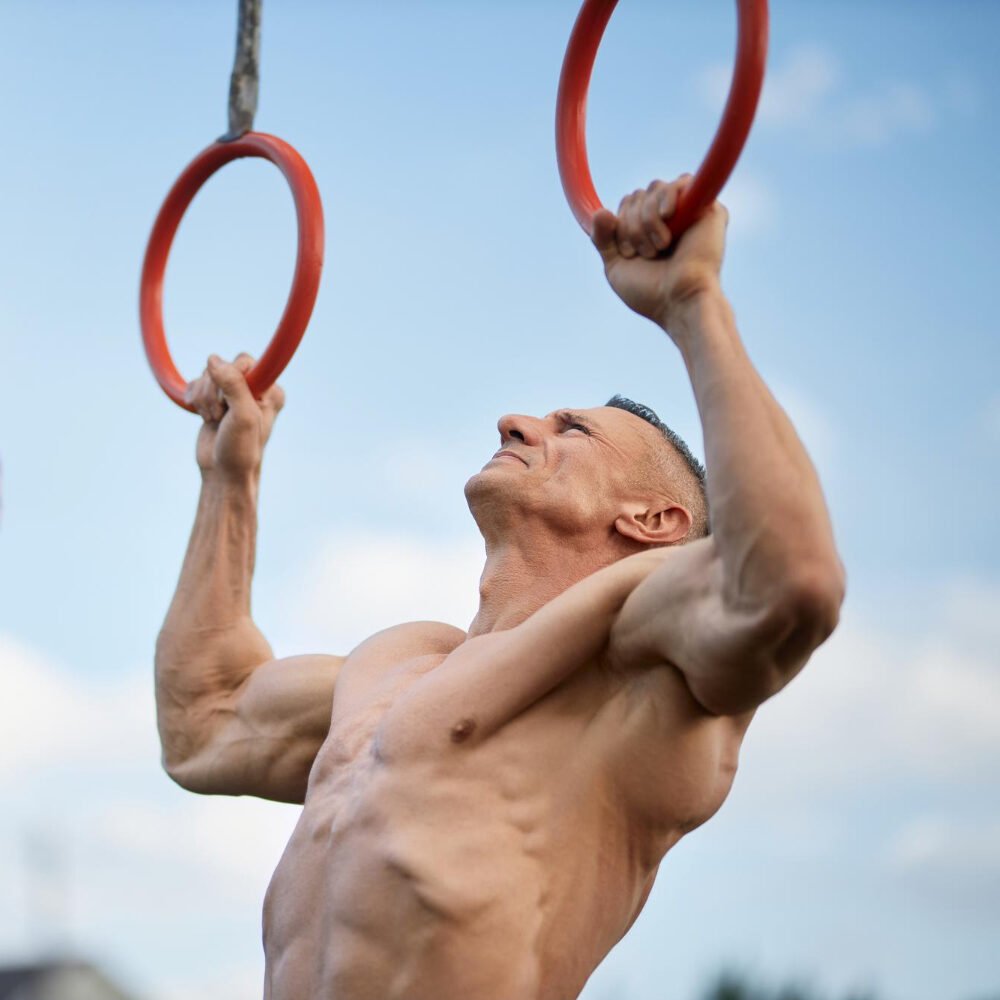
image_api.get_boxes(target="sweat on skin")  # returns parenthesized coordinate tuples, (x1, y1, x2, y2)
(154, 175, 845, 1000)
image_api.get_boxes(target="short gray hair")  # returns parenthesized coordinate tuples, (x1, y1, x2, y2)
(605, 394, 710, 537)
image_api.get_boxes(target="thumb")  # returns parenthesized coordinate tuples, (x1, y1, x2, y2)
(207, 354, 255, 414)
(590, 208, 620, 265)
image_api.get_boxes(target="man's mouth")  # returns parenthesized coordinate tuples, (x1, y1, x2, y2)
(492, 449, 528, 466)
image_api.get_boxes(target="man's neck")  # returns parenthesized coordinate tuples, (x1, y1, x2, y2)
(467, 532, 623, 637)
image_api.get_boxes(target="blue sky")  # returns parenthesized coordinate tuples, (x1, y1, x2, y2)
(0, 2, 998, 999)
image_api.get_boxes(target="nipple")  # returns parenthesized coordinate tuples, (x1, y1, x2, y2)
(450, 718, 477, 744)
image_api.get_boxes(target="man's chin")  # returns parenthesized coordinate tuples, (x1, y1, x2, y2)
(464, 468, 491, 496)
(464, 466, 517, 506)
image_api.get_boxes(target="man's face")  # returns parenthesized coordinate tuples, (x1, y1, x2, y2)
(464, 406, 660, 537)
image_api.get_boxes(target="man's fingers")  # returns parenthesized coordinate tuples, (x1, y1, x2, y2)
(184, 371, 223, 423)
(622, 190, 659, 259)
(626, 187, 658, 259)
(207, 354, 256, 420)
(233, 352, 256, 374)
(596, 174, 704, 267)
(591, 208, 621, 264)
(260, 382, 286, 418)
(640, 184, 672, 253)
(183, 353, 268, 425)
(616, 191, 642, 258)
(648, 174, 690, 223)
(226, 353, 286, 420)
(596, 173, 723, 272)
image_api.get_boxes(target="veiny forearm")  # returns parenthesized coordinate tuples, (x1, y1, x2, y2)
(669, 284, 844, 609)
(155, 471, 274, 763)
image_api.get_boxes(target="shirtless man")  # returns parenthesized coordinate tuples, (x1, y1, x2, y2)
(155, 176, 845, 1000)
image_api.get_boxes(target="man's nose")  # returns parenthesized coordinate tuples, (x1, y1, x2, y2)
(498, 413, 544, 446)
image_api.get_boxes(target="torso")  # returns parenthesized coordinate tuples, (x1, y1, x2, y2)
(263, 555, 748, 1000)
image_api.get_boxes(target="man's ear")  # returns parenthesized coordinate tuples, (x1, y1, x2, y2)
(614, 502, 692, 546)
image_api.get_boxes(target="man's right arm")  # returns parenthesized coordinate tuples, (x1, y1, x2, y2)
(155, 354, 341, 805)
(595, 180, 845, 717)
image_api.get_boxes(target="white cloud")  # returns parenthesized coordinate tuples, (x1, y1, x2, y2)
(700, 43, 952, 149)
(939, 576, 1000, 655)
(769, 382, 839, 476)
(737, 579, 1000, 801)
(837, 82, 936, 146)
(0, 634, 295, 977)
(94, 796, 297, 901)
(761, 45, 842, 125)
(720, 173, 777, 240)
(282, 528, 484, 653)
(887, 816, 1000, 913)
(898, 640, 1000, 779)
(699, 43, 841, 128)
(758, 44, 843, 128)
(0, 635, 155, 779)
(889, 816, 1000, 871)
(364, 439, 470, 507)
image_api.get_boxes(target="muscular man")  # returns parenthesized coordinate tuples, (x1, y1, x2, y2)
(155, 176, 845, 1000)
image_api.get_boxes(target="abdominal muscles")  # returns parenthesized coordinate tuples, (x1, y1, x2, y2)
(262, 720, 638, 1000)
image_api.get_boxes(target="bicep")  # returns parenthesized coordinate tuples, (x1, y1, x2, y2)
(170, 653, 343, 804)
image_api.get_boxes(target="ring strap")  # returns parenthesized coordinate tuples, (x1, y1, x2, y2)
(223, 0, 262, 141)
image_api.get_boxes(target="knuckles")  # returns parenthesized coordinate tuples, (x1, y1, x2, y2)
(187, 354, 282, 426)
(610, 175, 728, 257)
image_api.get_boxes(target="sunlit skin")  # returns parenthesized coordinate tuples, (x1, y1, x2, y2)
(155, 176, 845, 1000)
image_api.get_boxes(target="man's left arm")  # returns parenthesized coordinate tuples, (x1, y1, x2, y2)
(600, 179, 846, 715)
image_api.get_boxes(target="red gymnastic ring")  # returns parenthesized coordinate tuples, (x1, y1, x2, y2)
(556, 0, 769, 240)
(140, 132, 324, 411)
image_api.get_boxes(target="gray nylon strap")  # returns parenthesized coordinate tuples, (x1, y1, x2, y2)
(222, 0, 262, 141)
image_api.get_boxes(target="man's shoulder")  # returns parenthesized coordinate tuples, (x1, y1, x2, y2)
(346, 620, 468, 663)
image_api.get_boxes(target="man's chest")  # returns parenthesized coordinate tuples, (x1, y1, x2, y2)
(323, 650, 447, 763)
(305, 620, 624, 808)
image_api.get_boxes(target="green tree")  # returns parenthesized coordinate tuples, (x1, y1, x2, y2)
(700, 969, 878, 1000)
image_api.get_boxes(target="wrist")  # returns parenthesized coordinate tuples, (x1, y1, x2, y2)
(201, 467, 260, 496)
(656, 277, 732, 350)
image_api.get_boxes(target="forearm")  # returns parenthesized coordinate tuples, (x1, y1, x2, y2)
(668, 283, 844, 609)
(155, 470, 273, 762)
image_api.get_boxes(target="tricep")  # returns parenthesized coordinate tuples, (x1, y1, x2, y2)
(165, 653, 344, 804)
(608, 538, 844, 717)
